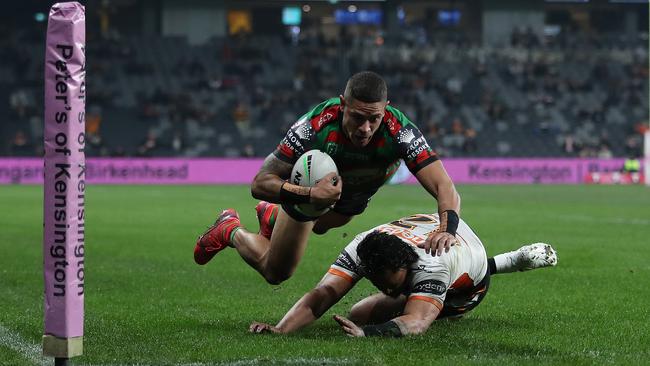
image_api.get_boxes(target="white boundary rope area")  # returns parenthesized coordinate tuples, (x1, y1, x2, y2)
(94, 359, 359, 366)
(183, 359, 358, 366)
(0, 326, 358, 366)
(0, 324, 48, 366)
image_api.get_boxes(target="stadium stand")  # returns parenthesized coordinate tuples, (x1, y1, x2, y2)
(1, 15, 647, 159)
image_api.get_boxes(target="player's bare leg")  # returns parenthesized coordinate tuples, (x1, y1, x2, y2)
(312, 211, 353, 235)
(232, 207, 314, 285)
(347, 293, 407, 325)
(256, 201, 350, 236)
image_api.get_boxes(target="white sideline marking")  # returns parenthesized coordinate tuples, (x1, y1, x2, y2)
(98, 358, 357, 366)
(185, 358, 356, 366)
(0, 324, 48, 366)
(555, 214, 650, 226)
(0, 325, 356, 366)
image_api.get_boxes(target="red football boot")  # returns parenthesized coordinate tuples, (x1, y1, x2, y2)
(194, 209, 240, 265)
(255, 201, 278, 240)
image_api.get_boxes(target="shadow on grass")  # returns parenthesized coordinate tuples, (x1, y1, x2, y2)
(183, 313, 597, 363)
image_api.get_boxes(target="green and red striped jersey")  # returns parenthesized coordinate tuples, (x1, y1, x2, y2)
(273, 98, 438, 193)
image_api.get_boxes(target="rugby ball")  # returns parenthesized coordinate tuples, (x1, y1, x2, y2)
(290, 150, 339, 218)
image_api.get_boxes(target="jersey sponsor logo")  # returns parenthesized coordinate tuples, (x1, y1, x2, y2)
(377, 225, 426, 246)
(417, 264, 435, 273)
(291, 117, 308, 130)
(385, 114, 401, 135)
(313, 106, 340, 131)
(318, 112, 334, 128)
(397, 128, 416, 144)
(295, 121, 312, 140)
(334, 250, 358, 273)
(285, 130, 305, 151)
(406, 136, 427, 153)
(412, 279, 447, 296)
(407, 140, 431, 160)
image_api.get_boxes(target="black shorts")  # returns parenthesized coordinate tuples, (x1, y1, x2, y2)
(281, 188, 379, 222)
(437, 272, 490, 319)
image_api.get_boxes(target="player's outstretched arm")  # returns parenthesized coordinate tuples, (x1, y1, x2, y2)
(391, 298, 440, 335)
(249, 273, 354, 334)
(334, 298, 440, 337)
(415, 161, 462, 256)
(415, 160, 461, 215)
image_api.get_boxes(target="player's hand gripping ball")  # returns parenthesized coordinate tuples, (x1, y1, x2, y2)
(290, 150, 340, 218)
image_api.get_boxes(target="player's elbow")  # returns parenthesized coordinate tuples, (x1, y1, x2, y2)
(405, 319, 431, 335)
(308, 285, 339, 318)
(250, 175, 265, 200)
(412, 323, 430, 335)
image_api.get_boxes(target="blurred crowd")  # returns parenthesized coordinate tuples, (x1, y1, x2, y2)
(2, 24, 648, 159)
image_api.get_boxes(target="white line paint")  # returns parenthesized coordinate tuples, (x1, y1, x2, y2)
(97, 358, 358, 366)
(0, 324, 358, 366)
(186, 358, 357, 366)
(0, 324, 48, 366)
(555, 214, 650, 226)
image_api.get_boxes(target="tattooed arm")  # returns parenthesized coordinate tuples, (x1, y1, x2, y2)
(251, 153, 297, 203)
(251, 153, 341, 207)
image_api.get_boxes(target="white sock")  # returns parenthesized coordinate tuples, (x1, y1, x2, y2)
(492, 250, 521, 273)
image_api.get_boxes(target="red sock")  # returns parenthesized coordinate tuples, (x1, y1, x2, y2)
(221, 219, 241, 245)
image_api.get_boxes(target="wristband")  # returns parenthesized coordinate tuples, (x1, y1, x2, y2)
(439, 210, 459, 236)
(279, 182, 311, 204)
(362, 320, 403, 337)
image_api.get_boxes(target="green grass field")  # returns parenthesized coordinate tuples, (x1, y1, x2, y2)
(1, 184, 649, 365)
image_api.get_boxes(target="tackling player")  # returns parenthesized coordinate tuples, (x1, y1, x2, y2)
(249, 213, 558, 337)
(194, 71, 461, 285)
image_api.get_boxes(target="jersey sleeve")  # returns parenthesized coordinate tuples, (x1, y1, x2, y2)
(328, 232, 368, 283)
(396, 124, 439, 174)
(406, 262, 450, 311)
(272, 116, 315, 164)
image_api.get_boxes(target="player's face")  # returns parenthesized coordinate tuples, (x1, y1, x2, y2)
(367, 268, 408, 298)
(340, 96, 387, 147)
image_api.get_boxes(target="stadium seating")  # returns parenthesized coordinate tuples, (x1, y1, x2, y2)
(1, 27, 647, 158)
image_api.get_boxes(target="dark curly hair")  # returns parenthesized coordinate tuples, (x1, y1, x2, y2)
(344, 71, 388, 103)
(357, 231, 418, 276)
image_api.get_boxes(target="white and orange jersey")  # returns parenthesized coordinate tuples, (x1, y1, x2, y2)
(328, 213, 488, 311)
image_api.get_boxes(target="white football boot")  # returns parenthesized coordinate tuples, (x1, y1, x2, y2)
(513, 243, 558, 271)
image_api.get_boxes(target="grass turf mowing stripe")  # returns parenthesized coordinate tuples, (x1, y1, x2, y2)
(1, 184, 648, 364)
(0, 325, 47, 366)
